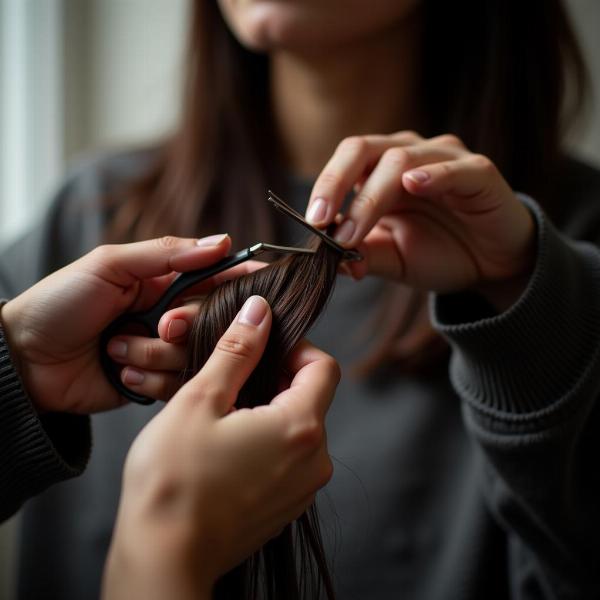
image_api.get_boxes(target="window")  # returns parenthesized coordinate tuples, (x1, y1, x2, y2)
(0, 0, 65, 246)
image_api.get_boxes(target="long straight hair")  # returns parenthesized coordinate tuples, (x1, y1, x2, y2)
(185, 237, 340, 599)
(108, 0, 589, 368)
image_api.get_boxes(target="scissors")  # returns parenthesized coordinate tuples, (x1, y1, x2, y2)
(100, 191, 362, 405)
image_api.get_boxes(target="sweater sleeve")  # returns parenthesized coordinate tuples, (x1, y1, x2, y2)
(0, 317, 91, 522)
(431, 196, 600, 598)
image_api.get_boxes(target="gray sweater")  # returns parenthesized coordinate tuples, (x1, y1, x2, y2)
(2, 151, 600, 599)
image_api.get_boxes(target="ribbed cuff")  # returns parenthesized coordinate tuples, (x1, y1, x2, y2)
(431, 196, 600, 431)
(0, 308, 91, 519)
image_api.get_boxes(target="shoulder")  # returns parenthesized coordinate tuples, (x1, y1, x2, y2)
(56, 146, 159, 213)
(44, 146, 160, 246)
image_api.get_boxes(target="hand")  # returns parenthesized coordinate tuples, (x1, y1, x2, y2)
(104, 258, 268, 402)
(0, 234, 236, 413)
(102, 296, 339, 599)
(306, 132, 536, 310)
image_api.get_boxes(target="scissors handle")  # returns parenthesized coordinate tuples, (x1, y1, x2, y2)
(100, 248, 254, 405)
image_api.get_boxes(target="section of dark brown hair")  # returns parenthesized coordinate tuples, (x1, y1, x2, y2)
(185, 237, 339, 599)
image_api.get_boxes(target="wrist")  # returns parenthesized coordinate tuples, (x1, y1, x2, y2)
(475, 268, 533, 313)
(0, 300, 26, 384)
(475, 220, 537, 313)
(0, 300, 48, 413)
(105, 519, 215, 600)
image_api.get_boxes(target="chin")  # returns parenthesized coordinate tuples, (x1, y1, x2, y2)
(219, 2, 317, 51)
(217, 0, 422, 53)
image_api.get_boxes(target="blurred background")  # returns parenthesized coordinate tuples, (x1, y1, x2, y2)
(0, 0, 599, 598)
(0, 0, 187, 246)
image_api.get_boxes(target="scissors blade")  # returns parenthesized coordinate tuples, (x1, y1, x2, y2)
(249, 242, 316, 256)
(267, 191, 362, 261)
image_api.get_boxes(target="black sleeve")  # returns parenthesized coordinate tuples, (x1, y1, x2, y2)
(0, 318, 91, 522)
(432, 196, 600, 598)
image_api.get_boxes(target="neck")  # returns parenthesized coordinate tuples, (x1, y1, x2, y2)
(270, 15, 423, 179)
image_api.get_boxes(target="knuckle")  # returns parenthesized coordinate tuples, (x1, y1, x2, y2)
(142, 341, 161, 366)
(338, 135, 368, 158)
(194, 379, 229, 408)
(155, 236, 179, 251)
(291, 418, 325, 451)
(215, 332, 255, 362)
(437, 133, 464, 148)
(89, 244, 114, 263)
(469, 153, 496, 173)
(353, 192, 378, 213)
(323, 356, 342, 385)
(394, 129, 421, 144)
(382, 147, 411, 169)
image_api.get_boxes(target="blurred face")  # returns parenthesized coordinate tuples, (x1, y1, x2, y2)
(217, 0, 422, 52)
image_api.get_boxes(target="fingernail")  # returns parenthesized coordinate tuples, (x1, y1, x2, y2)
(306, 198, 328, 224)
(107, 340, 127, 358)
(334, 219, 356, 244)
(238, 295, 268, 326)
(123, 367, 144, 386)
(405, 170, 430, 184)
(167, 318, 188, 341)
(196, 233, 229, 247)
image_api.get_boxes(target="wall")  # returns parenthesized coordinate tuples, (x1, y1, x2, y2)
(68, 0, 186, 154)
(0, 0, 187, 247)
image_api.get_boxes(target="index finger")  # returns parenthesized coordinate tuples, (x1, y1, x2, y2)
(306, 132, 422, 228)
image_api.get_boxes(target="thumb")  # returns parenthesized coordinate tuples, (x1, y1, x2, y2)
(178, 296, 272, 416)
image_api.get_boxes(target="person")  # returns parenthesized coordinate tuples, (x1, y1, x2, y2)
(2, 0, 600, 597)
(0, 235, 338, 598)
